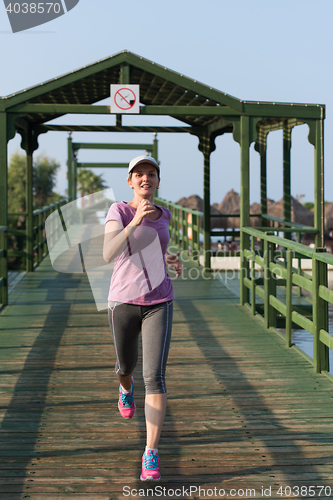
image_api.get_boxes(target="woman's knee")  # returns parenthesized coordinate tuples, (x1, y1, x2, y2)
(143, 372, 166, 394)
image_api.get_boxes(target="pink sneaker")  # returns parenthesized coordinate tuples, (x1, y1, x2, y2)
(118, 378, 135, 419)
(140, 449, 161, 481)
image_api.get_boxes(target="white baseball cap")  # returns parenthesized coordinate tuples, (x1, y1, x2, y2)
(128, 155, 160, 176)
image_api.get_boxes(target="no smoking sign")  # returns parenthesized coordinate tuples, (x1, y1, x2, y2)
(110, 85, 140, 114)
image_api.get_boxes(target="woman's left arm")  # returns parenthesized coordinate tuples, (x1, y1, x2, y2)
(165, 251, 183, 277)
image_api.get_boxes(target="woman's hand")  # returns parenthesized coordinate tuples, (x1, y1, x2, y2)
(131, 199, 155, 226)
(165, 252, 183, 278)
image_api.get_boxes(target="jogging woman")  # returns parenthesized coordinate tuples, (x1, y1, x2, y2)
(103, 155, 182, 481)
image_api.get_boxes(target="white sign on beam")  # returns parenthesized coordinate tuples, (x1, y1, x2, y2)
(110, 85, 140, 114)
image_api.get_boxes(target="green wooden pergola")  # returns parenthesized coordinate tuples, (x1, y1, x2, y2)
(68, 134, 159, 201)
(0, 50, 325, 308)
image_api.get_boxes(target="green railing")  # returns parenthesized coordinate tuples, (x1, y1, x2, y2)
(155, 197, 203, 263)
(32, 199, 69, 268)
(241, 225, 333, 380)
(1, 198, 69, 309)
(0, 225, 7, 309)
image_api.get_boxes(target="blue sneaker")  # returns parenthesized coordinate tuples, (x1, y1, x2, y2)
(140, 449, 160, 481)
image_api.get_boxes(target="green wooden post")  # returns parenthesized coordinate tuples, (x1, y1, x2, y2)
(240, 116, 250, 305)
(26, 128, 34, 272)
(0, 112, 8, 307)
(199, 135, 212, 270)
(260, 147, 267, 226)
(67, 133, 73, 200)
(314, 116, 325, 247)
(264, 235, 276, 329)
(73, 153, 78, 201)
(38, 211, 43, 264)
(297, 232, 302, 297)
(312, 248, 329, 373)
(285, 248, 293, 347)
(192, 212, 199, 264)
(283, 123, 291, 229)
(182, 209, 188, 252)
(174, 207, 179, 247)
(152, 133, 159, 199)
(152, 133, 158, 162)
(120, 63, 130, 84)
(251, 236, 256, 316)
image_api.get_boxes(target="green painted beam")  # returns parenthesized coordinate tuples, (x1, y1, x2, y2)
(45, 125, 192, 133)
(7, 103, 325, 120)
(78, 163, 128, 169)
(243, 102, 324, 120)
(8, 104, 236, 115)
(72, 143, 153, 151)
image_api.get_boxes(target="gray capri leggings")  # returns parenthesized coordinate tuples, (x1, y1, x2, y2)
(108, 300, 173, 394)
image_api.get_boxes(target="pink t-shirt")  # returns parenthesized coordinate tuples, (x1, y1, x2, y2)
(105, 202, 175, 305)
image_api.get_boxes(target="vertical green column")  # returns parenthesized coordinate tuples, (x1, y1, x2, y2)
(152, 133, 158, 162)
(120, 63, 130, 84)
(314, 117, 324, 247)
(283, 123, 291, 230)
(264, 236, 277, 329)
(285, 248, 293, 347)
(200, 135, 211, 270)
(153, 133, 159, 200)
(67, 133, 73, 200)
(0, 112, 8, 307)
(260, 147, 267, 225)
(240, 116, 250, 305)
(26, 127, 34, 272)
(73, 153, 78, 201)
(312, 248, 329, 372)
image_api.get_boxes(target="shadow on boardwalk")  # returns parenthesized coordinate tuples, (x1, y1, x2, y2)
(0, 264, 333, 498)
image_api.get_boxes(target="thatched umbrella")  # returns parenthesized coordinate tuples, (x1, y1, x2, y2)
(268, 196, 314, 226)
(325, 202, 333, 230)
(175, 195, 224, 229)
(249, 199, 275, 227)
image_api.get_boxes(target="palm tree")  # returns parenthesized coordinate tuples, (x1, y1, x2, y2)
(77, 169, 107, 207)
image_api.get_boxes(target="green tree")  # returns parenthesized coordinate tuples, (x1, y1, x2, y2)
(77, 168, 107, 207)
(33, 154, 61, 208)
(7, 151, 62, 269)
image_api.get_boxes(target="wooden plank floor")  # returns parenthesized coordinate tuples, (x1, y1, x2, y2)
(1, 258, 333, 499)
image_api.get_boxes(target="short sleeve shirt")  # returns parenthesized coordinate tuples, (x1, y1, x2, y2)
(105, 202, 175, 305)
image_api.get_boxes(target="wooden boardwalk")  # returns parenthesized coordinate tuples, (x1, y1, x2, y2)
(1, 258, 333, 499)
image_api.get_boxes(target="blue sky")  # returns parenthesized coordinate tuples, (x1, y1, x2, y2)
(1, 0, 332, 205)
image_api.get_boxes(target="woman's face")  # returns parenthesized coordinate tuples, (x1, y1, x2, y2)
(128, 163, 160, 195)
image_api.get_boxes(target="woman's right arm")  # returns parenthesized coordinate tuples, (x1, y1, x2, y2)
(103, 220, 137, 263)
(103, 200, 155, 263)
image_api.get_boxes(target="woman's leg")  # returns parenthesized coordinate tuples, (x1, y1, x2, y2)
(117, 373, 133, 391)
(141, 301, 173, 449)
(145, 393, 167, 449)
(108, 303, 141, 388)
